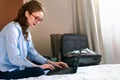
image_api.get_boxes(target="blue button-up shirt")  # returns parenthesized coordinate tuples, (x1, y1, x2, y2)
(0, 22, 48, 72)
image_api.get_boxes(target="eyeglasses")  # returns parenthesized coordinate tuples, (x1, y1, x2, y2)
(31, 14, 43, 22)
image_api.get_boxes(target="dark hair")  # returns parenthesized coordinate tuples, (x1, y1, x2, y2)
(14, 0, 44, 40)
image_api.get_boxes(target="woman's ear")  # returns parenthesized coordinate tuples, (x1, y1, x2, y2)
(25, 11, 30, 17)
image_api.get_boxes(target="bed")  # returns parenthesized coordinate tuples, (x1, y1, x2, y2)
(18, 64, 120, 80)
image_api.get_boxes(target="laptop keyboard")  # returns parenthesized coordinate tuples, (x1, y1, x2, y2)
(46, 67, 77, 75)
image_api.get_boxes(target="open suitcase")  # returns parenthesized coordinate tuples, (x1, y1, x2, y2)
(60, 33, 101, 67)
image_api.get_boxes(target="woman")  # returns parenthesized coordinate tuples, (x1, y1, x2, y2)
(0, 0, 68, 79)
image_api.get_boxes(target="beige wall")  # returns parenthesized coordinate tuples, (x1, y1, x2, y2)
(24, 0, 74, 56)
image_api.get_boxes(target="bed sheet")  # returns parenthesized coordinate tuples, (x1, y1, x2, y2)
(18, 64, 120, 80)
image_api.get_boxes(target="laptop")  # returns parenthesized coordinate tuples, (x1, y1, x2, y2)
(46, 53, 80, 75)
(46, 67, 77, 75)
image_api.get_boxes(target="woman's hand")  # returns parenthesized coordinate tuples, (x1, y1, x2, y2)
(48, 60, 69, 68)
(33, 64, 55, 70)
(32, 60, 69, 70)
(40, 64, 55, 70)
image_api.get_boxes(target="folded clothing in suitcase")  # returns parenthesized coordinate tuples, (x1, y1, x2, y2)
(63, 49, 101, 66)
(60, 33, 101, 67)
(64, 53, 101, 67)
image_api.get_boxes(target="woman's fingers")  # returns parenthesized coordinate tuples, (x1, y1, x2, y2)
(40, 64, 55, 70)
(59, 62, 69, 68)
(48, 64, 55, 70)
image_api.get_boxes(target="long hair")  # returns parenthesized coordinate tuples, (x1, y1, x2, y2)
(14, 0, 44, 40)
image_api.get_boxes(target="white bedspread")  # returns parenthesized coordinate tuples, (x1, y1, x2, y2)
(18, 64, 120, 80)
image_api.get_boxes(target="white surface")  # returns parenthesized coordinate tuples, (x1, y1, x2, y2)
(18, 64, 120, 80)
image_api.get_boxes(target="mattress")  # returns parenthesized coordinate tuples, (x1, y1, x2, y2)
(18, 64, 120, 80)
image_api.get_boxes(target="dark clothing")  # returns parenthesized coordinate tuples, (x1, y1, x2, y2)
(0, 67, 44, 79)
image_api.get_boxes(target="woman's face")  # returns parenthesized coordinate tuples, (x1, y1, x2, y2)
(26, 11, 43, 28)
